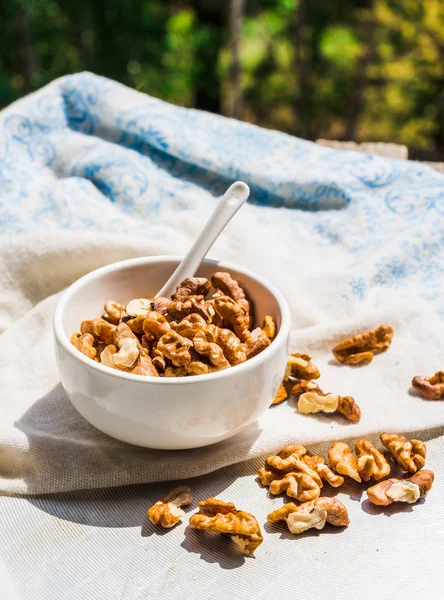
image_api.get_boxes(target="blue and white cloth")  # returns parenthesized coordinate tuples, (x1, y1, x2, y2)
(1, 73, 444, 496)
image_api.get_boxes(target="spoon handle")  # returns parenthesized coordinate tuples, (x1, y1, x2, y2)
(156, 181, 250, 298)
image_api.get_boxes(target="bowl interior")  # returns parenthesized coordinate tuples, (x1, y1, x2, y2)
(61, 257, 283, 341)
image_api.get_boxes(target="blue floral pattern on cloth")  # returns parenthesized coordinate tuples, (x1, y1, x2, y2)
(1, 72, 444, 315)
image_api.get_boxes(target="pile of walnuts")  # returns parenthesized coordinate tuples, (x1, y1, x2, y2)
(71, 272, 274, 377)
(148, 432, 434, 554)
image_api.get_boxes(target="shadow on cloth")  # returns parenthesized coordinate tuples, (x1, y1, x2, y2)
(12, 384, 261, 528)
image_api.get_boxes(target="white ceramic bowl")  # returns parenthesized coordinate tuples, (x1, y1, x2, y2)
(54, 256, 291, 449)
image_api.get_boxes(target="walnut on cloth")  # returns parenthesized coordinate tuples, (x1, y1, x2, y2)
(332, 324, 394, 365)
(267, 497, 349, 535)
(189, 498, 263, 555)
(147, 486, 193, 528)
(257, 444, 344, 501)
(380, 433, 426, 474)
(71, 271, 273, 377)
(270, 353, 321, 407)
(366, 470, 434, 506)
(412, 372, 444, 400)
(328, 440, 390, 482)
(290, 381, 361, 422)
(285, 353, 320, 381)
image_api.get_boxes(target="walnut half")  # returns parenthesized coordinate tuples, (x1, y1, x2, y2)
(268, 497, 349, 535)
(189, 498, 263, 555)
(329, 440, 390, 482)
(366, 470, 434, 506)
(147, 486, 193, 528)
(293, 382, 361, 422)
(380, 433, 426, 474)
(412, 372, 444, 400)
(332, 324, 393, 365)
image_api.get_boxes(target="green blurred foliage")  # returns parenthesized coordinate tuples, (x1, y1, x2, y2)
(2, 0, 444, 157)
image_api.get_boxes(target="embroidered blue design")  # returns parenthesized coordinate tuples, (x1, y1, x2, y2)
(1, 72, 444, 318)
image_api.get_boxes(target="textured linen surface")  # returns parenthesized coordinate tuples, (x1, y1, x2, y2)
(1, 434, 444, 600)
(1, 73, 444, 496)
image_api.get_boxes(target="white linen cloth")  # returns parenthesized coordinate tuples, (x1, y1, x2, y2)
(1, 73, 444, 496)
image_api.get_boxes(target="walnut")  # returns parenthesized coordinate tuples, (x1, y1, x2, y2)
(412, 372, 444, 399)
(380, 433, 426, 473)
(167, 296, 210, 321)
(294, 382, 361, 422)
(164, 366, 188, 377)
(337, 395, 361, 422)
(284, 353, 320, 381)
(100, 344, 118, 369)
(213, 296, 250, 341)
(332, 324, 394, 365)
(268, 497, 349, 535)
(192, 330, 231, 370)
(171, 313, 207, 340)
(258, 444, 344, 501)
(103, 300, 126, 324)
(302, 455, 344, 487)
(272, 384, 289, 405)
(80, 318, 116, 345)
(242, 327, 271, 359)
(114, 322, 143, 351)
(265, 471, 321, 502)
(151, 348, 166, 372)
(157, 331, 193, 367)
(131, 353, 159, 376)
(329, 440, 390, 482)
(147, 486, 193, 528)
(298, 391, 339, 415)
(142, 312, 171, 341)
(205, 324, 246, 365)
(211, 272, 251, 318)
(265, 444, 309, 472)
(124, 314, 146, 334)
(143, 311, 171, 342)
(262, 316, 276, 340)
(70, 333, 97, 359)
(153, 296, 171, 314)
(291, 380, 323, 398)
(189, 498, 263, 555)
(355, 439, 391, 481)
(187, 361, 211, 376)
(141, 335, 152, 352)
(367, 470, 434, 506)
(329, 442, 360, 481)
(173, 277, 211, 302)
(112, 334, 140, 369)
(126, 298, 154, 318)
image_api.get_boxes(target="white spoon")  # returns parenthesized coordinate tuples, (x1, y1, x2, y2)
(156, 181, 250, 299)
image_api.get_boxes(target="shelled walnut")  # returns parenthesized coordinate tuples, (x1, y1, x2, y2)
(292, 382, 361, 422)
(258, 444, 344, 501)
(270, 353, 321, 408)
(189, 498, 263, 555)
(71, 272, 273, 378)
(268, 497, 349, 535)
(329, 440, 390, 482)
(147, 486, 193, 528)
(380, 433, 426, 473)
(412, 372, 444, 399)
(332, 324, 393, 365)
(367, 470, 434, 506)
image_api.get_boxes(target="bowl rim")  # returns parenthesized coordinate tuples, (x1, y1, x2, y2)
(54, 255, 291, 385)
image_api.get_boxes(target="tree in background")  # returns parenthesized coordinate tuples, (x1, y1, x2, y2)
(1, 0, 444, 158)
